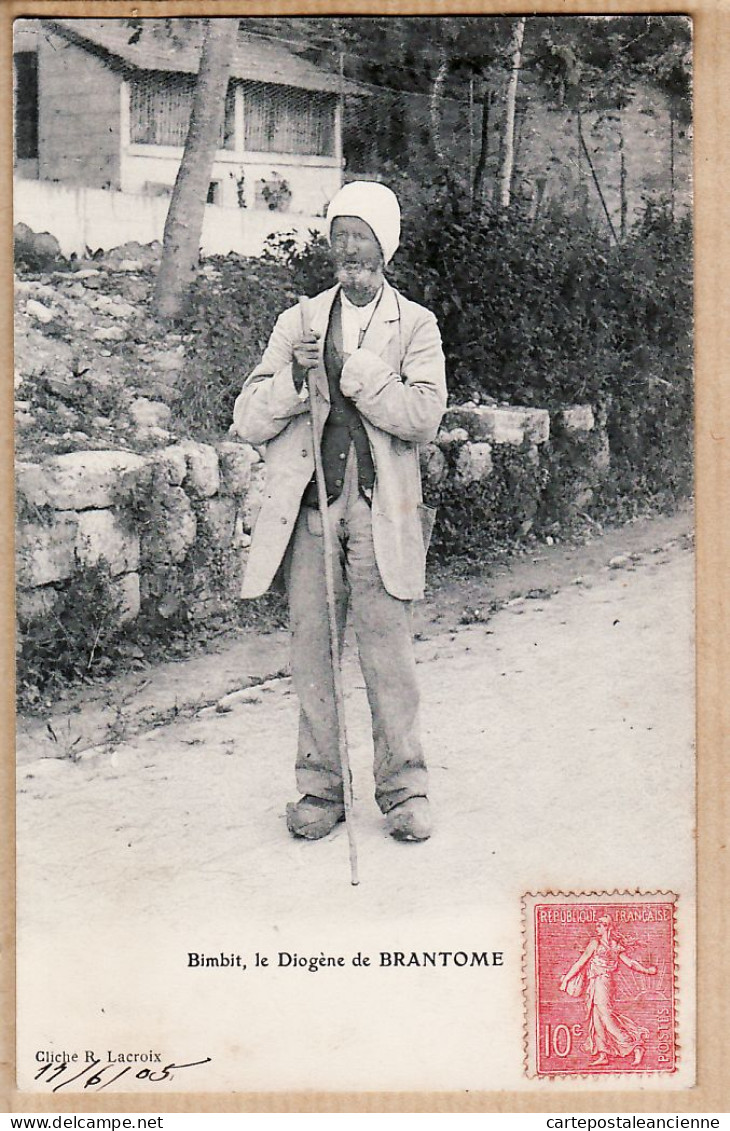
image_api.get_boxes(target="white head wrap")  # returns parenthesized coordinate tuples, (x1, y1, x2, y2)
(326, 181, 401, 265)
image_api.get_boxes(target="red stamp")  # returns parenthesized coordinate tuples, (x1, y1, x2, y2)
(523, 892, 677, 1077)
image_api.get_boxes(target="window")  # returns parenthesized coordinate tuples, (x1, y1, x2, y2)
(243, 82, 335, 156)
(14, 51, 38, 160)
(129, 73, 236, 149)
(127, 74, 337, 157)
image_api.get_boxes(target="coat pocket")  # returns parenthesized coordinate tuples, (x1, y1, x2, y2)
(417, 503, 437, 552)
(306, 507, 324, 537)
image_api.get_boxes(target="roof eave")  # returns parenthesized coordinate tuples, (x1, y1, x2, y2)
(41, 18, 368, 96)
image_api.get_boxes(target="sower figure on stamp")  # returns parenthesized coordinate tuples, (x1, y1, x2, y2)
(232, 181, 447, 843)
(559, 914, 658, 1067)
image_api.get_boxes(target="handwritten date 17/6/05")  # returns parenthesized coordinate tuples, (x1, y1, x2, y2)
(35, 1057, 212, 1092)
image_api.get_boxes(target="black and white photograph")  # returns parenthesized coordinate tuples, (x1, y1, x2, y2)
(12, 11, 697, 1097)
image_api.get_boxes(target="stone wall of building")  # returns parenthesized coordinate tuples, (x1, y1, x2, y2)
(37, 28, 123, 190)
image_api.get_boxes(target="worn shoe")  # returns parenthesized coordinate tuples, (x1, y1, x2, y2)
(286, 795, 345, 840)
(385, 797, 432, 842)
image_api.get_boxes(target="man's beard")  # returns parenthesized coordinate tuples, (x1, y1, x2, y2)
(334, 259, 384, 305)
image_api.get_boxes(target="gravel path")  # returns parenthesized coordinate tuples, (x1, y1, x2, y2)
(16, 534, 695, 1095)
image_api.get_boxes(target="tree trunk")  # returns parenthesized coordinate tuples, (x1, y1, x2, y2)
(619, 117, 627, 241)
(576, 112, 584, 210)
(473, 87, 491, 200)
(577, 113, 618, 244)
(670, 100, 676, 222)
(154, 19, 237, 320)
(498, 17, 525, 210)
(468, 76, 475, 201)
(430, 53, 449, 171)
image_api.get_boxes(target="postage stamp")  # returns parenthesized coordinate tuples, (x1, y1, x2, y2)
(523, 892, 678, 1078)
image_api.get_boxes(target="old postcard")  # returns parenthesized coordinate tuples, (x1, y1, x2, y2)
(5, 0, 726, 1113)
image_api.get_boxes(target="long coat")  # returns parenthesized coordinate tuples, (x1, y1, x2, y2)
(231, 280, 447, 601)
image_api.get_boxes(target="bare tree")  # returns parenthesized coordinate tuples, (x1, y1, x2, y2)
(429, 50, 450, 172)
(498, 17, 526, 210)
(473, 86, 493, 201)
(154, 18, 238, 320)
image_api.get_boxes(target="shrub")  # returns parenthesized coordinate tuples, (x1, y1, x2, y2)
(17, 561, 126, 708)
(171, 232, 336, 439)
(173, 186, 691, 530)
(597, 206, 693, 505)
(430, 443, 546, 562)
(390, 182, 692, 510)
(261, 229, 333, 297)
(171, 256, 296, 438)
(391, 182, 691, 403)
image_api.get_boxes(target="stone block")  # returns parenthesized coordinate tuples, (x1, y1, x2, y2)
(151, 348, 185, 373)
(197, 497, 237, 549)
(60, 281, 89, 298)
(561, 405, 595, 435)
(442, 406, 493, 440)
(158, 446, 188, 486)
(217, 442, 258, 497)
(17, 451, 148, 511)
(241, 461, 267, 533)
(117, 573, 141, 622)
(175, 441, 220, 498)
(455, 442, 493, 486)
(443, 405, 550, 446)
(436, 427, 469, 448)
(14, 324, 74, 381)
(508, 408, 550, 445)
(90, 295, 137, 320)
(129, 398, 172, 429)
(16, 463, 52, 510)
(16, 513, 78, 587)
(76, 510, 140, 576)
(134, 426, 173, 447)
(93, 326, 126, 342)
(113, 260, 145, 273)
(141, 487, 197, 565)
(419, 443, 448, 489)
(16, 280, 59, 302)
(104, 240, 162, 268)
(26, 298, 55, 324)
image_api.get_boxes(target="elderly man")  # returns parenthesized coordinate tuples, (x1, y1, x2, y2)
(232, 181, 447, 842)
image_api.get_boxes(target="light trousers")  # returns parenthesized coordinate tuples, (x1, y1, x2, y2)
(284, 452, 428, 813)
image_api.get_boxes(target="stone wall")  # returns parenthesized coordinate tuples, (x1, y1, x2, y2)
(14, 177, 329, 261)
(15, 403, 609, 632)
(441, 401, 609, 498)
(16, 441, 264, 632)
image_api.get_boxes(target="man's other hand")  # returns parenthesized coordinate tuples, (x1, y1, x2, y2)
(292, 332, 320, 391)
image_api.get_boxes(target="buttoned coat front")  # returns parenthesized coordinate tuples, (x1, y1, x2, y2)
(231, 280, 447, 601)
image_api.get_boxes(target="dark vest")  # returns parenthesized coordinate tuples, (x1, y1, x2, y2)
(302, 296, 375, 508)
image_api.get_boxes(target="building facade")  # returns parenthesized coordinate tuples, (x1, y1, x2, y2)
(13, 18, 355, 218)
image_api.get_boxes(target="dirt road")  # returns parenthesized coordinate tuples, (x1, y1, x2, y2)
(15, 513, 695, 1093)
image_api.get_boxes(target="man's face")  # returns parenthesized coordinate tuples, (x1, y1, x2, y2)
(329, 216, 384, 305)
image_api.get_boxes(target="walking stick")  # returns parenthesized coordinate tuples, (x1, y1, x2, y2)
(298, 296, 359, 887)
